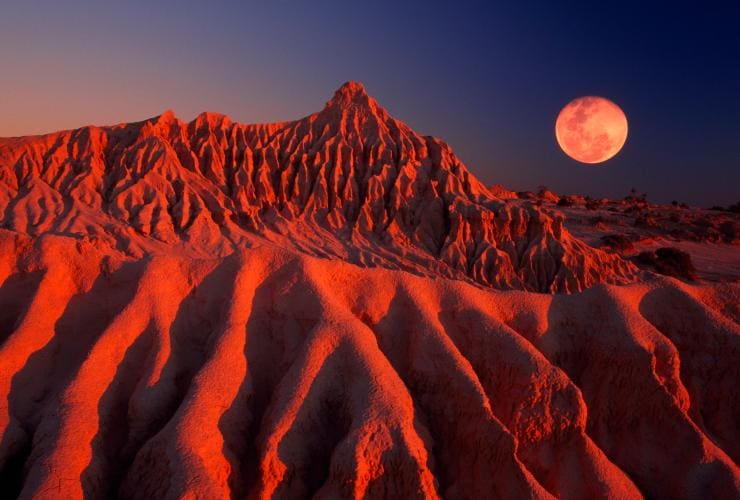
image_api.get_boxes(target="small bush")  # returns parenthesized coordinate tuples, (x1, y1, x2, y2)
(634, 215, 657, 227)
(585, 198, 603, 210)
(557, 196, 575, 207)
(517, 191, 537, 200)
(634, 247, 698, 281)
(590, 215, 606, 225)
(600, 234, 634, 253)
(719, 221, 738, 242)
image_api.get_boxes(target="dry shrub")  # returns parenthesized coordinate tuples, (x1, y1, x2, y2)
(635, 247, 698, 281)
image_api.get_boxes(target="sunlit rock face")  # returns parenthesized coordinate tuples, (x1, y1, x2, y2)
(0, 81, 636, 293)
(0, 233, 737, 499)
(0, 83, 737, 498)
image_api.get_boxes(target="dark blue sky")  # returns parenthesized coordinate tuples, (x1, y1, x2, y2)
(1, 1, 738, 205)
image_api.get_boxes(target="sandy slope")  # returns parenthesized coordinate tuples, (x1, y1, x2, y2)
(555, 198, 739, 283)
(0, 231, 737, 499)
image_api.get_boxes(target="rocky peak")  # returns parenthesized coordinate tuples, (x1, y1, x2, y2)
(330, 80, 369, 102)
(0, 82, 638, 292)
(323, 81, 383, 115)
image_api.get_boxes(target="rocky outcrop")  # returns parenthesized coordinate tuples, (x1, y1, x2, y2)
(0, 232, 736, 498)
(0, 82, 636, 292)
(1, 82, 735, 499)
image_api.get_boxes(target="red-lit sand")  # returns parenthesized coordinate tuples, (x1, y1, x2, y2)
(0, 83, 737, 498)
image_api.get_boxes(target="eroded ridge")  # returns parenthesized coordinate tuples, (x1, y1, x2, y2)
(0, 82, 636, 292)
(0, 232, 737, 498)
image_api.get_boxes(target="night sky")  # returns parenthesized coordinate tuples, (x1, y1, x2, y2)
(1, 1, 738, 206)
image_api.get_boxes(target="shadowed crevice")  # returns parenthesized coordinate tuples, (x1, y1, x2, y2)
(638, 285, 740, 464)
(81, 322, 156, 498)
(0, 271, 43, 348)
(0, 434, 31, 499)
(273, 350, 352, 499)
(110, 256, 243, 495)
(219, 260, 321, 498)
(0, 261, 144, 496)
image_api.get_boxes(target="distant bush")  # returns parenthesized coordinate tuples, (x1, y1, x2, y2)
(600, 234, 634, 253)
(517, 191, 537, 200)
(557, 196, 575, 207)
(719, 220, 738, 242)
(537, 188, 559, 203)
(695, 216, 713, 226)
(590, 215, 606, 225)
(585, 198, 603, 210)
(634, 247, 698, 281)
(634, 215, 656, 227)
(624, 188, 647, 203)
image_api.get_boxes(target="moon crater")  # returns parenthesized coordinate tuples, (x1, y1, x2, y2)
(555, 96, 628, 164)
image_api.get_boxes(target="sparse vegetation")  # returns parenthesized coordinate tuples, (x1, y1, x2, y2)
(634, 247, 698, 281)
(623, 188, 648, 213)
(719, 220, 738, 242)
(585, 196, 603, 210)
(535, 186, 559, 203)
(557, 195, 575, 207)
(634, 215, 656, 227)
(600, 233, 634, 253)
(516, 191, 537, 200)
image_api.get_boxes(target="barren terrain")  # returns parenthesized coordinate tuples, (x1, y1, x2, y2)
(0, 83, 737, 498)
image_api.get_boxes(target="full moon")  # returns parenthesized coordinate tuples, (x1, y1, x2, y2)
(555, 96, 628, 164)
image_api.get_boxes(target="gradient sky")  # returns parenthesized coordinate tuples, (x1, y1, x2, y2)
(1, 1, 738, 206)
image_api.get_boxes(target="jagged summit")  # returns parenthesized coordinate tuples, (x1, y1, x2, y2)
(318, 81, 393, 135)
(157, 109, 177, 122)
(331, 80, 369, 100)
(326, 80, 374, 107)
(0, 82, 637, 292)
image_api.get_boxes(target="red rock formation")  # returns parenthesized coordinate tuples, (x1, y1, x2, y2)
(0, 83, 737, 498)
(0, 232, 737, 498)
(0, 82, 636, 293)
